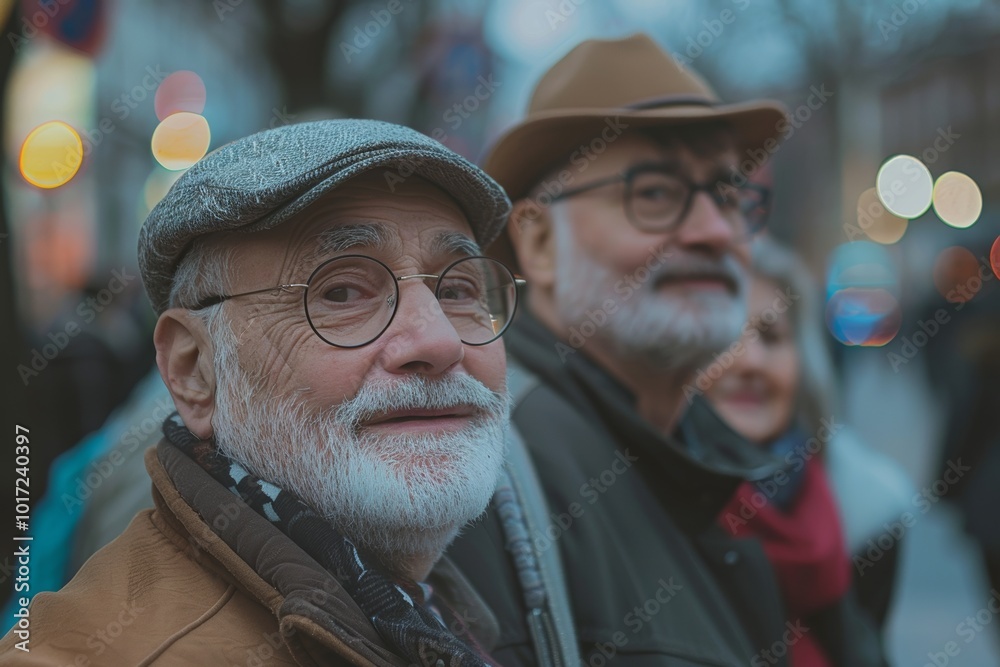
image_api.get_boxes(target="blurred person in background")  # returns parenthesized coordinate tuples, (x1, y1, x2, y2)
(449, 33, 817, 666)
(931, 283, 1000, 637)
(0, 119, 521, 666)
(705, 236, 910, 665)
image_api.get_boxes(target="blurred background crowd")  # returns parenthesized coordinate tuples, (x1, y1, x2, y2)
(2, 0, 1000, 664)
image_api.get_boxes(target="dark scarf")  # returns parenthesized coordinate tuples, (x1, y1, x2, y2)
(163, 414, 493, 667)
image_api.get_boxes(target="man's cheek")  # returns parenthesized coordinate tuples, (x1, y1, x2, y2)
(466, 342, 508, 395)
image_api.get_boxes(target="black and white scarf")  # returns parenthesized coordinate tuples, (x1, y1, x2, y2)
(163, 414, 493, 667)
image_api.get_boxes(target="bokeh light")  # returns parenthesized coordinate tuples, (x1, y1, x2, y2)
(876, 155, 933, 219)
(825, 287, 901, 347)
(5, 42, 95, 166)
(151, 112, 210, 170)
(857, 187, 907, 244)
(825, 242, 901, 346)
(142, 167, 185, 211)
(19, 121, 84, 189)
(932, 246, 983, 303)
(154, 71, 207, 121)
(932, 171, 982, 229)
(991, 236, 1000, 281)
(826, 241, 898, 296)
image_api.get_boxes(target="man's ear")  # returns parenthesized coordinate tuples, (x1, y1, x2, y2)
(154, 310, 217, 440)
(509, 198, 556, 290)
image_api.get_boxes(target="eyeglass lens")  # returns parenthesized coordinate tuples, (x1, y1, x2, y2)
(626, 170, 766, 232)
(304, 256, 517, 348)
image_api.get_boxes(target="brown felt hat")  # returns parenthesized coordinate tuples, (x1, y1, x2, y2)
(482, 33, 788, 268)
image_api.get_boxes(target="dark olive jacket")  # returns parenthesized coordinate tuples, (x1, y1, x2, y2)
(449, 313, 883, 667)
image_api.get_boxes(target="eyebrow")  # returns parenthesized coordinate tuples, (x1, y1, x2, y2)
(432, 230, 481, 258)
(297, 224, 480, 277)
(314, 223, 392, 255)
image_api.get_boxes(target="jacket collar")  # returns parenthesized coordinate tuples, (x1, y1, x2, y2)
(506, 312, 785, 531)
(145, 441, 499, 664)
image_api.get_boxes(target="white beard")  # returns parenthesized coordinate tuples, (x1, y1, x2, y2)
(554, 230, 747, 371)
(208, 319, 510, 575)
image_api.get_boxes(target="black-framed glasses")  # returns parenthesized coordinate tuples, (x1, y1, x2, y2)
(190, 255, 527, 348)
(548, 163, 771, 236)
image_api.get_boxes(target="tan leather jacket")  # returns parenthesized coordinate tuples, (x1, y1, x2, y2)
(0, 443, 498, 666)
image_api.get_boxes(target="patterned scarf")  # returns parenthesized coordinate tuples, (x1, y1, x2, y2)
(163, 414, 493, 667)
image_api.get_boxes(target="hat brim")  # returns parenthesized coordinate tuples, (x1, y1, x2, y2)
(482, 101, 787, 270)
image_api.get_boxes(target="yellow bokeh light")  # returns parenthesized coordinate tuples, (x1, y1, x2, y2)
(875, 155, 933, 219)
(933, 171, 982, 229)
(151, 112, 210, 171)
(19, 121, 84, 189)
(857, 188, 907, 244)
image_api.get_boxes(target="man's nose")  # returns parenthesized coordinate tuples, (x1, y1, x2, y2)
(674, 190, 738, 252)
(378, 281, 465, 376)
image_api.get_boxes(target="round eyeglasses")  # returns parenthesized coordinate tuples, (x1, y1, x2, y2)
(191, 255, 526, 348)
(548, 164, 771, 237)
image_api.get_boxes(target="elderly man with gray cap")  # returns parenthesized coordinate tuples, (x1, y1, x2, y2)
(0, 120, 523, 666)
(446, 34, 885, 667)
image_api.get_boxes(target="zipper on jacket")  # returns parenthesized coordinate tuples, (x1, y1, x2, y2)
(527, 607, 564, 667)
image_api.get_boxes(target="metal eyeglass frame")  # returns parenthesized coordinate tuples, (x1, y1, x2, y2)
(189, 254, 527, 348)
(547, 163, 771, 236)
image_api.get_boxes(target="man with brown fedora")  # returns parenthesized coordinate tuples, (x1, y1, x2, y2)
(446, 34, 885, 667)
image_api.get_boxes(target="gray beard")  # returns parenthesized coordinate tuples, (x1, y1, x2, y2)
(554, 234, 747, 372)
(208, 318, 510, 575)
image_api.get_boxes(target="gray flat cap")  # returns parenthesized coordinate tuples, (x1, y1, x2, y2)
(138, 118, 512, 314)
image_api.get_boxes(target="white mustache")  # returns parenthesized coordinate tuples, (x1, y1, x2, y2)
(650, 255, 743, 292)
(335, 374, 510, 431)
